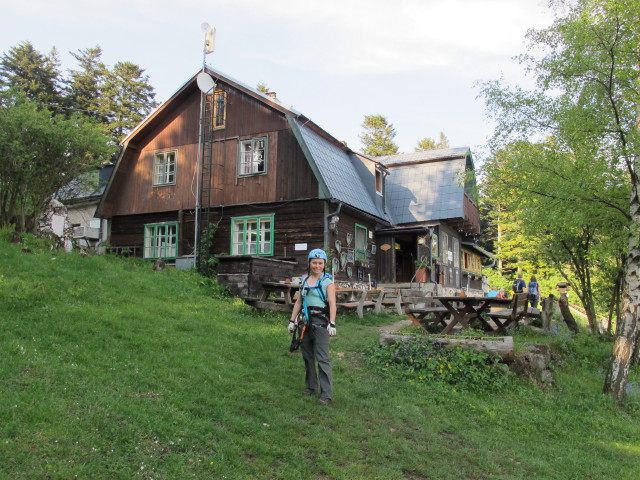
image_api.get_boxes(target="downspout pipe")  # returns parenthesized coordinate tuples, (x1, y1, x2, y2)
(324, 201, 342, 249)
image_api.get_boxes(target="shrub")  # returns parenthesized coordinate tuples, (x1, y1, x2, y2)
(363, 338, 511, 392)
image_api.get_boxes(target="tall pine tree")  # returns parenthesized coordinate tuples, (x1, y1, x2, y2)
(0, 41, 63, 109)
(99, 61, 158, 143)
(359, 114, 399, 156)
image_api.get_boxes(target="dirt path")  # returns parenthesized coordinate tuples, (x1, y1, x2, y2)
(377, 318, 412, 335)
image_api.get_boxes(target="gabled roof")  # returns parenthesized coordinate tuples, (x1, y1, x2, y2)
(377, 147, 472, 166)
(377, 148, 474, 225)
(289, 118, 391, 222)
(99, 65, 392, 223)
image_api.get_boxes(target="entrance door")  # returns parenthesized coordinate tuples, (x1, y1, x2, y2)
(394, 235, 416, 282)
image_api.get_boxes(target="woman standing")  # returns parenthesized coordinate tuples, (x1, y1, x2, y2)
(527, 275, 541, 309)
(288, 249, 337, 405)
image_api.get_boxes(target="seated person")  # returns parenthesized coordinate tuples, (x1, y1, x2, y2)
(486, 286, 499, 298)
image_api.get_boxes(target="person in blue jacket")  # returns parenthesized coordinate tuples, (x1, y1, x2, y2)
(528, 275, 541, 309)
(288, 249, 337, 405)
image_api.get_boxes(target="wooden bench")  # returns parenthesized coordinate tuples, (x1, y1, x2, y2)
(374, 287, 405, 315)
(486, 293, 529, 334)
(337, 289, 380, 318)
(403, 291, 450, 329)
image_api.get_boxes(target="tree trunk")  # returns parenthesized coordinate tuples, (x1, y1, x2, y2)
(604, 183, 640, 402)
(541, 294, 556, 332)
(379, 333, 515, 363)
(558, 293, 580, 333)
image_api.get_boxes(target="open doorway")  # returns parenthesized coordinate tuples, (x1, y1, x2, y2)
(394, 234, 417, 282)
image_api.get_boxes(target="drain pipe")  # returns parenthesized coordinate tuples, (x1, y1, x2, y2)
(324, 201, 342, 249)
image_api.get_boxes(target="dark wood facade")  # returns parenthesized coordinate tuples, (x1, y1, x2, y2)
(99, 68, 483, 291)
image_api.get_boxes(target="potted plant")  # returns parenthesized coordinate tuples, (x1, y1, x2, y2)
(414, 260, 428, 282)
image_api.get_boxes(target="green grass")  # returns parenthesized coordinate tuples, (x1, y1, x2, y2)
(1, 240, 639, 479)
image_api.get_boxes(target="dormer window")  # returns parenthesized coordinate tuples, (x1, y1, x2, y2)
(375, 168, 383, 195)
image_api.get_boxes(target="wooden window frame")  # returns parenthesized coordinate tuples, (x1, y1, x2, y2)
(375, 168, 383, 195)
(144, 222, 178, 259)
(354, 223, 368, 262)
(238, 136, 268, 177)
(230, 214, 274, 256)
(153, 151, 177, 186)
(441, 232, 449, 265)
(212, 90, 226, 130)
(431, 233, 439, 258)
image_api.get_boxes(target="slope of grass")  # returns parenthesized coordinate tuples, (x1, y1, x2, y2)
(1, 240, 639, 479)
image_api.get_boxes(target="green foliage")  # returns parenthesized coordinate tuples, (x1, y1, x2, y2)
(65, 46, 108, 121)
(0, 41, 63, 108)
(256, 81, 269, 93)
(415, 131, 450, 151)
(196, 224, 218, 277)
(363, 338, 510, 392)
(1, 41, 158, 145)
(477, 0, 640, 334)
(0, 89, 114, 232)
(358, 114, 399, 156)
(1, 238, 639, 479)
(98, 61, 158, 143)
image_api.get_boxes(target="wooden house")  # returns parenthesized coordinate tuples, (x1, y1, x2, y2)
(97, 66, 484, 291)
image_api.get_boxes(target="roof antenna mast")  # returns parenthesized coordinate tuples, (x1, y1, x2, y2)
(194, 23, 216, 269)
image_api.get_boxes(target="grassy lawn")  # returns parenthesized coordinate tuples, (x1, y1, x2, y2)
(1, 240, 639, 479)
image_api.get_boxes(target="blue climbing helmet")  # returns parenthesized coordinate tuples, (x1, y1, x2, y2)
(308, 248, 327, 261)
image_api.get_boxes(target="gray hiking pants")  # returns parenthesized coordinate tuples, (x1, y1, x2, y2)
(301, 316, 332, 400)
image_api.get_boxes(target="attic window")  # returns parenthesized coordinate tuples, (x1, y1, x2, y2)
(238, 136, 267, 176)
(375, 168, 383, 195)
(153, 151, 176, 186)
(212, 90, 226, 129)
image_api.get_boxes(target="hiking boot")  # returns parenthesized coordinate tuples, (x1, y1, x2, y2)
(302, 389, 316, 396)
(318, 398, 332, 405)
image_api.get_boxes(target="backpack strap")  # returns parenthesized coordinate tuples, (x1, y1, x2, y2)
(300, 273, 332, 320)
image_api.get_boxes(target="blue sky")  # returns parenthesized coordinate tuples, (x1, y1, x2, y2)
(2, 0, 553, 163)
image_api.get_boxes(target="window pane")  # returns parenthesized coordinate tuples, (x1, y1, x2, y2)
(214, 92, 225, 128)
(259, 218, 271, 254)
(246, 220, 257, 254)
(232, 220, 244, 255)
(144, 226, 154, 258)
(166, 152, 176, 184)
(230, 216, 273, 256)
(355, 225, 367, 261)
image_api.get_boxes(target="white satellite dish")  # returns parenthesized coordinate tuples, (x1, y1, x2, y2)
(196, 72, 216, 94)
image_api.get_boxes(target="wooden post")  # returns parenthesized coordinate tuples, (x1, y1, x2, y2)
(558, 293, 580, 333)
(541, 294, 556, 332)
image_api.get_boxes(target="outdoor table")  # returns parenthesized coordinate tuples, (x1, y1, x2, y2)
(434, 296, 512, 335)
(261, 282, 299, 306)
(334, 287, 361, 302)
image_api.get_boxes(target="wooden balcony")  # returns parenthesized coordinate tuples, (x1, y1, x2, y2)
(463, 193, 480, 234)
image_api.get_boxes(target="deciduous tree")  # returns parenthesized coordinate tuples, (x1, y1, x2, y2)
(478, 0, 640, 401)
(0, 90, 113, 232)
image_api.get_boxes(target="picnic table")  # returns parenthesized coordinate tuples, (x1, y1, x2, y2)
(243, 282, 299, 312)
(434, 296, 512, 335)
(335, 287, 379, 318)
